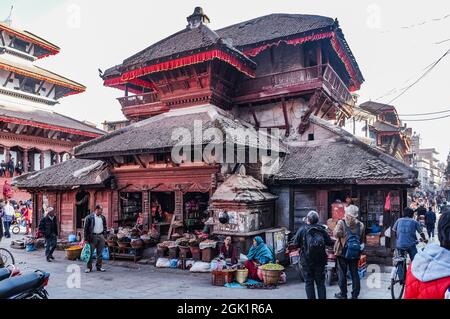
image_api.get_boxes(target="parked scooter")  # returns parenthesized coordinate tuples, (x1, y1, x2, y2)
(0, 270, 50, 299)
(0, 265, 21, 282)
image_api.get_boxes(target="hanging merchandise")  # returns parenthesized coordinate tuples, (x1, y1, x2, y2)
(384, 192, 391, 212)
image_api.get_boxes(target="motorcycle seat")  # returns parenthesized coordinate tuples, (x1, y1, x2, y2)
(0, 268, 11, 281)
(0, 272, 43, 299)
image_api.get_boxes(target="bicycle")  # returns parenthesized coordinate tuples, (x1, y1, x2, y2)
(390, 248, 407, 299)
(389, 240, 427, 299)
(0, 247, 15, 268)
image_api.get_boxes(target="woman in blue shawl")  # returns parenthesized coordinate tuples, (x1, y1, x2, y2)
(245, 236, 275, 280)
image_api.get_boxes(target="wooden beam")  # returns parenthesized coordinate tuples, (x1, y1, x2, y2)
(3, 72, 13, 87)
(27, 43, 34, 54)
(321, 102, 335, 119)
(250, 105, 260, 128)
(46, 84, 56, 97)
(315, 97, 328, 116)
(0, 31, 5, 46)
(134, 155, 147, 168)
(35, 80, 45, 95)
(281, 98, 290, 132)
(8, 36, 15, 47)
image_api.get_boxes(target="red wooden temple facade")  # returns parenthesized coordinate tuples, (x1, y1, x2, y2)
(17, 8, 416, 243)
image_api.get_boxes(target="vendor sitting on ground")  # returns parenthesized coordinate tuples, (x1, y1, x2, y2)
(244, 236, 275, 280)
(220, 236, 238, 265)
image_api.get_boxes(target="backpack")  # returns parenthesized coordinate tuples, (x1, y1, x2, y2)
(342, 220, 361, 260)
(303, 226, 326, 264)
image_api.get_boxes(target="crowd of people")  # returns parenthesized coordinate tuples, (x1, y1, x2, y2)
(0, 158, 25, 177)
(0, 198, 33, 239)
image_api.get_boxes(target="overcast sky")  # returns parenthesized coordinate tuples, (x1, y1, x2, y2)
(1, 0, 449, 161)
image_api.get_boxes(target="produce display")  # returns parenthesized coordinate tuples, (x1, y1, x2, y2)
(260, 263, 284, 271)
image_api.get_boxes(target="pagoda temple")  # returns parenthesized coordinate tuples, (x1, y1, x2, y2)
(14, 8, 418, 263)
(0, 15, 104, 200)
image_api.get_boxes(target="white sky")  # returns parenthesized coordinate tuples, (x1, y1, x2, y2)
(1, 0, 450, 161)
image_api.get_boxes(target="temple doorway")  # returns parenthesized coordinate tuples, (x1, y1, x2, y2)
(75, 191, 90, 229)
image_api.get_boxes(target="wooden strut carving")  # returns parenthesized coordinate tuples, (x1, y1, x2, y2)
(298, 90, 323, 134)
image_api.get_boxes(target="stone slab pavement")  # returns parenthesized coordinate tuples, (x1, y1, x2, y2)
(1, 234, 394, 299)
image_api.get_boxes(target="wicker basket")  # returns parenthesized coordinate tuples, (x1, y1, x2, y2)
(65, 246, 82, 261)
(168, 246, 179, 259)
(236, 269, 248, 284)
(190, 246, 201, 260)
(261, 269, 283, 285)
(178, 246, 191, 259)
(106, 240, 118, 247)
(118, 242, 131, 249)
(131, 239, 144, 249)
(212, 270, 235, 286)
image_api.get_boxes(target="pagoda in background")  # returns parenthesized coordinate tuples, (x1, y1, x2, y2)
(0, 11, 104, 200)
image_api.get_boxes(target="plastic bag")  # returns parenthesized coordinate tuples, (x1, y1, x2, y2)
(190, 261, 211, 273)
(102, 247, 109, 261)
(156, 258, 171, 268)
(169, 259, 178, 268)
(80, 243, 91, 262)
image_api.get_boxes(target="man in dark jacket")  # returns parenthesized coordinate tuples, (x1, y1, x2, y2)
(39, 207, 58, 262)
(293, 211, 334, 299)
(84, 205, 107, 273)
(425, 207, 437, 240)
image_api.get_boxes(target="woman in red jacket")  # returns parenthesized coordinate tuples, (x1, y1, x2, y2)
(404, 208, 450, 299)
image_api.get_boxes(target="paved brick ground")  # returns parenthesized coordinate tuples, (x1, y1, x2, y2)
(1, 234, 394, 299)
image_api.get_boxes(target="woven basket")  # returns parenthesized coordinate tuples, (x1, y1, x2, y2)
(212, 270, 235, 286)
(236, 269, 248, 284)
(261, 269, 282, 285)
(106, 240, 118, 247)
(118, 242, 131, 249)
(65, 246, 82, 261)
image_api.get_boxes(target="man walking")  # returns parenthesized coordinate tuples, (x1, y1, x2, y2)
(294, 211, 334, 299)
(333, 205, 365, 299)
(84, 205, 107, 273)
(425, 206, 437, 240)
(1, 200, 15, 238)
(39, 207, 58, 262)
(393, 207, 427, 262)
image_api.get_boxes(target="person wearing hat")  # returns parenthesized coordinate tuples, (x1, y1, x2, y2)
(38, 207, 58, 262)
(333, 204, 365, 299)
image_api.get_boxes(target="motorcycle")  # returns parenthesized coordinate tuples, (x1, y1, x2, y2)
(0, 264, 21, 282)
(0, 270, 50, 299)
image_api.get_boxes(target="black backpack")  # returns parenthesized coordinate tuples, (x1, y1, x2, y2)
(303, 226, 326, 264)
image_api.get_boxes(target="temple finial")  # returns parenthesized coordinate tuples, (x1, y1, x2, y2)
(2, 5, 13, 26)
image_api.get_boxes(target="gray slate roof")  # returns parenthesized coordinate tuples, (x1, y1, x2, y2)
(12, 159, 110, 190)
(104, 24, 255, 78)
(372, 121, 401, 132)
(216, 13, 335, 48)
(272, 116, 417, 185)
(75, 104, 285, 158)
(360, 101, 395, 115)
(0, 103, 105, 135)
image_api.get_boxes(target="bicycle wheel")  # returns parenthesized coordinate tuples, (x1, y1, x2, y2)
(390, 265, 405, 299)
(12, 225, 20, 235)
(0, 248, 15, 268)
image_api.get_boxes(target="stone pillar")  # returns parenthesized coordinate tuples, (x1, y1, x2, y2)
(23, 149, 29, 173)
(55, 152, 60, 164)
(39, 151, 45, 170)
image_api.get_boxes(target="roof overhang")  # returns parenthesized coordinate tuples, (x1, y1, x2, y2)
(103, 48, 256, 90)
